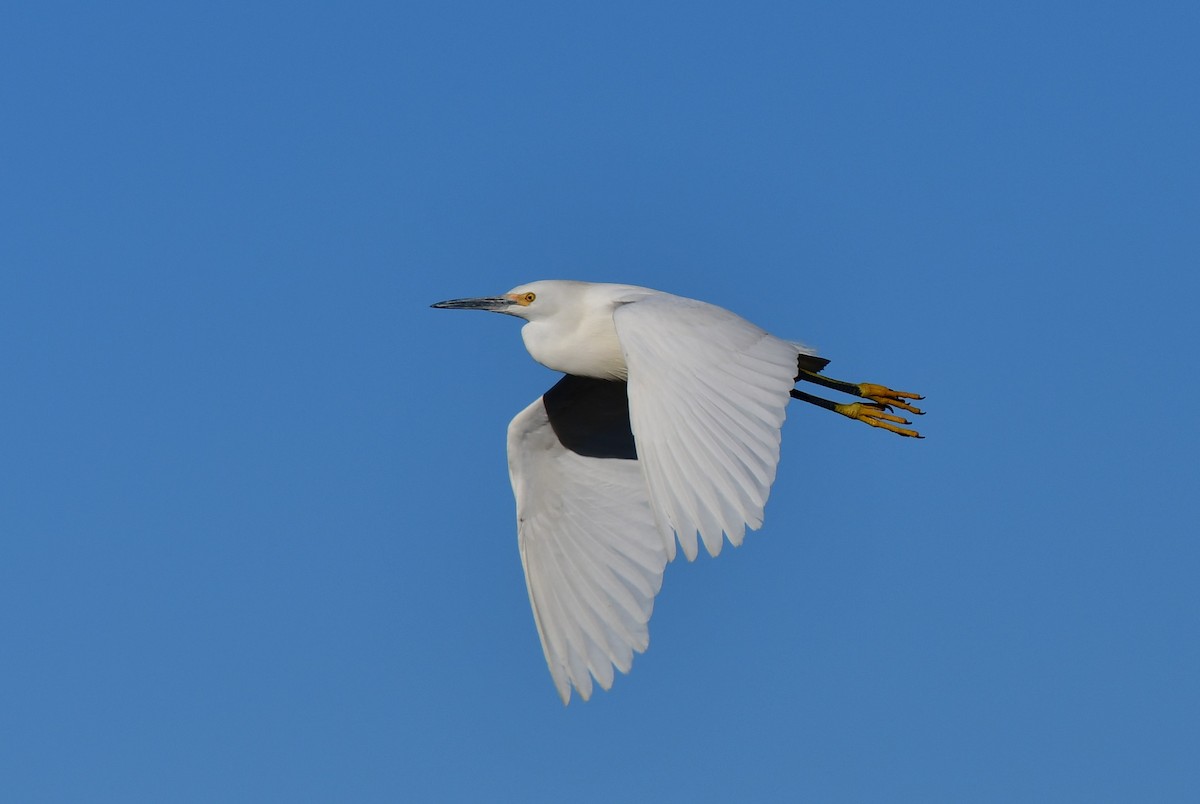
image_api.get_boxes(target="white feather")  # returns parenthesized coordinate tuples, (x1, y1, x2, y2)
(440, 280, 829, 702)
(508, 396, 667, 704)
(613, 292, 812, 560)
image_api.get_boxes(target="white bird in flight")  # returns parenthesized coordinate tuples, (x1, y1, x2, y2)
(432, 280, 923, 704)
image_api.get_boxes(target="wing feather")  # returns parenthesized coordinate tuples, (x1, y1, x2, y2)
(613, 293, 810, 560)
(508, 392, 667, 704)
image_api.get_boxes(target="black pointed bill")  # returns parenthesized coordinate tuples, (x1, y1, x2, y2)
(430, 296, 511, 312)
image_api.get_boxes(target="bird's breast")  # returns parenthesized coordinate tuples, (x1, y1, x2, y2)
(521, 317, 628, 381)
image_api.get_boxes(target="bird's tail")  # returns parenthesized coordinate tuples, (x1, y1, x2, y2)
(795, 353, 831, 375)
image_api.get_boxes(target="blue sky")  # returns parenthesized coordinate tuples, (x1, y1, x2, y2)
(2, 1, 1197, 801)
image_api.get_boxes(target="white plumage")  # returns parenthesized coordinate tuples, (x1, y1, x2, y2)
(432, 280, 923, 703)
(507, 392, 662, 704)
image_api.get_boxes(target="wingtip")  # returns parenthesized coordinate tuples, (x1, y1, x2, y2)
(702, 532, 725, 558)
(553, 676, 573, 706)
(677, 534, 700, 562)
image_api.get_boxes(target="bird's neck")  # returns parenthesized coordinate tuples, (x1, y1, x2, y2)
(521, 315, 628, 381)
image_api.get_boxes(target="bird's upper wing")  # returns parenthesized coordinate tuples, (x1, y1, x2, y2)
(613, 293, 806, 561)
(508, 380, 668, 704)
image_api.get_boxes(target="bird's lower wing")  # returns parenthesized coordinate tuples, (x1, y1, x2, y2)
(507, 396, 668, 704)
(613, 294, 808, 561)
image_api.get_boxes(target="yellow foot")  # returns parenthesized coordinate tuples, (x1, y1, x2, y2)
(834, 401, 924, 438)
(858, 383, 925, 416)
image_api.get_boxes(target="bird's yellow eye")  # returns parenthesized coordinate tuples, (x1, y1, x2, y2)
(522, 292, 536, 305)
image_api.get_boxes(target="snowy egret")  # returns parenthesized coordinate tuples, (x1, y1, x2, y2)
(432, 280, 923, 703)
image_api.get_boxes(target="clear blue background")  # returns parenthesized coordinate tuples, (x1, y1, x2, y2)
(3, 2, 1197, 801)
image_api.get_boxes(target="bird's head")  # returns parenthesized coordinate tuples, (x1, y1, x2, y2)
(430, 280, 578, 322)
(432, 280, 632, 377)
